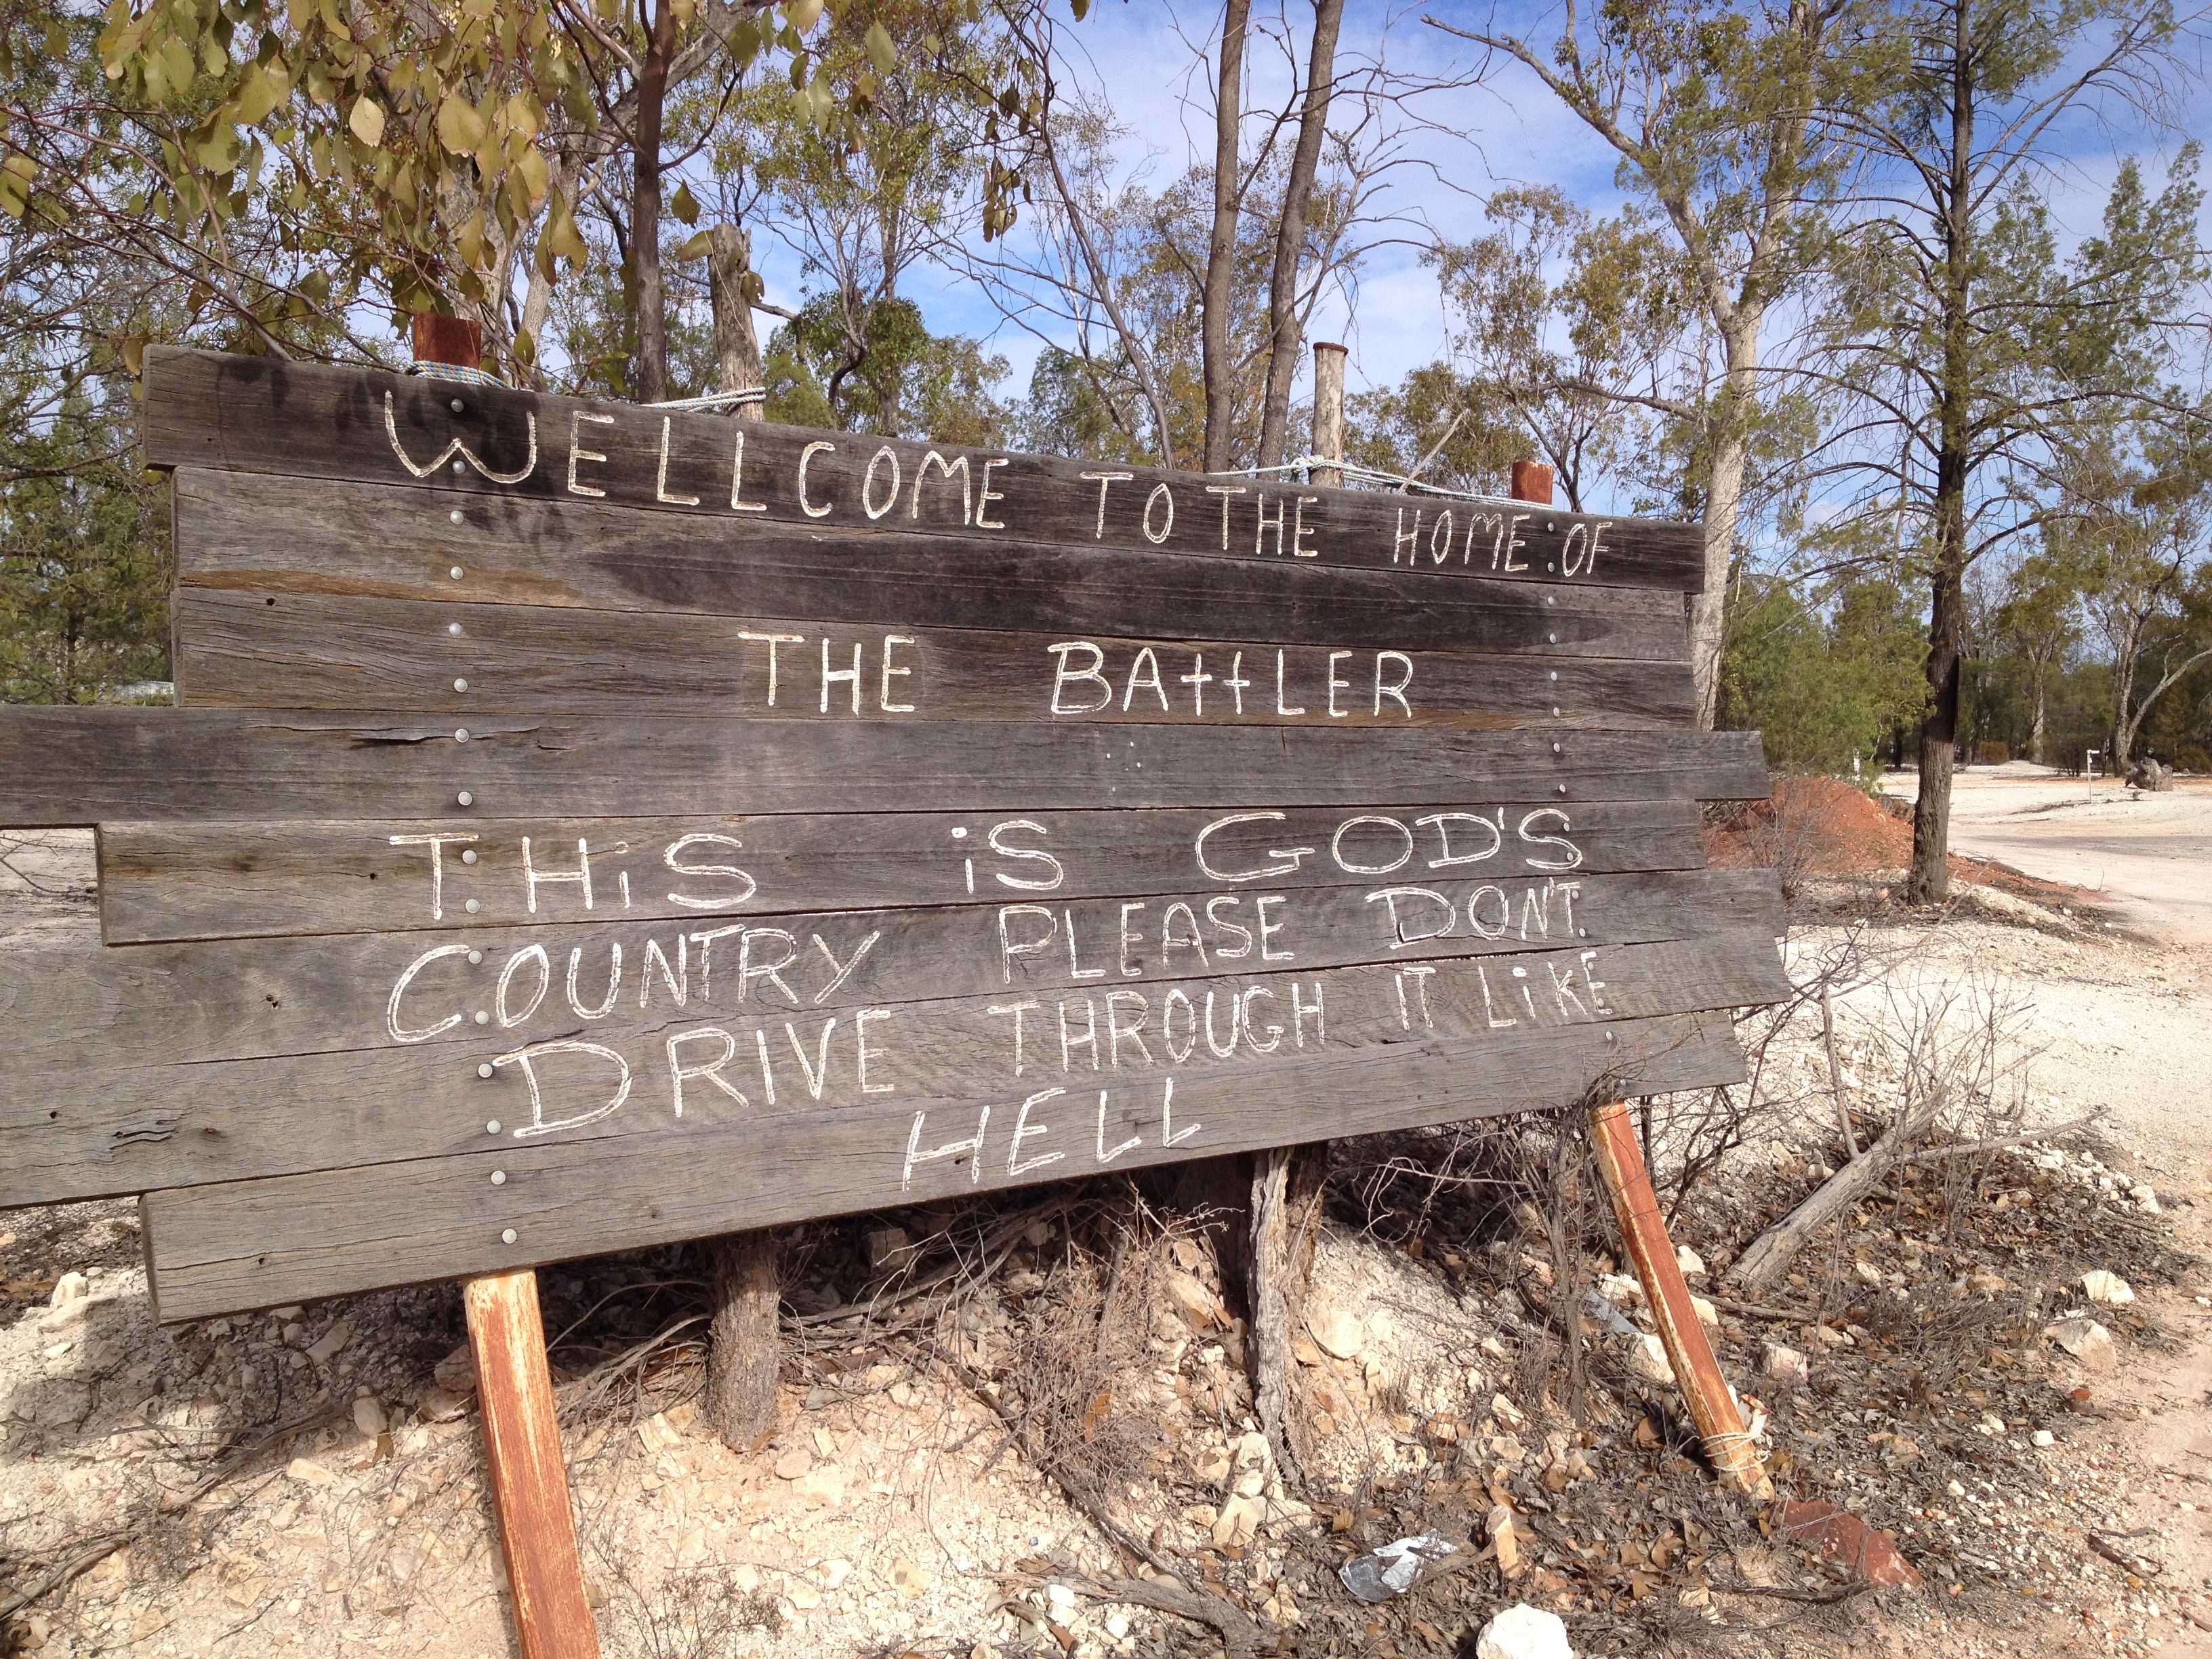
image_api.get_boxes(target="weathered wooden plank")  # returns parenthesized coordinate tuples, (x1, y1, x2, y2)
(173, 587, 1697, 729)
(144, 1006, 1747, 1321)
(462, 1269, 601, 1659)
(144, 348, 1705, 593)
(6, 928, 1784, 1209)
(98, 799, 1711, 943)
(0, 708, 1773, 826)
(171, 471, 1691, 663)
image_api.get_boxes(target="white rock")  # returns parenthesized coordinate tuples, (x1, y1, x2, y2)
(48, 1272, 88, 1310)
(2044, 1317, 2116, 1374)
(1689, 1294, 1719, 1328)
(2083, 1270, 2135, 1306)
(1675, 1244, 1706, 1277)
(1475, 1602, 1575, 1659)
(1628, 1334, 1675, 1386)
(352, 1396, 388, 1438)
(1853, 1261, 1882, 1285)
(1045, 1584, 1078, 1612)
(1763, 1344, 1809, 1386)
(1104, 1612, 1130, 1638)
(285, 1457, 337, 1486)
(305, 1319, 352, 1364)
(1595, 1273, 1643, 1307)
(2032, 1429, 2055, 1448)
(1309, 1306, 1363, 1359)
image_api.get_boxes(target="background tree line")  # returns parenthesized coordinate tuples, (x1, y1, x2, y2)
(3, 0, 2209, 901)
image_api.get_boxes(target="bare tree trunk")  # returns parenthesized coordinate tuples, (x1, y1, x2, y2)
(1254, 0, 1346, 472)
(704, 1231, 781, 1450)
(632, 0, 680, 404)
(1247, 1143, 1326, 1481)
(1202, 0, 1252, 474)
(708, 223, 765, 423)
(1688, 317, 1759, 729)
(2028, 661, 2047, 764)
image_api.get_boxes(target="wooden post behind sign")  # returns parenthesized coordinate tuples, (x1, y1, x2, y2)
(1510, 458, 1554, 505)
(1589, 1100, 1774, 1500)
(411, 312, 602, 1656)
(1311, 341, 1347, 488)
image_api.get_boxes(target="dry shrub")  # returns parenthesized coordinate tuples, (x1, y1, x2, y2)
(606, 1565, 781, 1659)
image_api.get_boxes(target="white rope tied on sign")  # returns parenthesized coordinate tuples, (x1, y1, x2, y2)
(409, 359, 508, 388)
(648, 387, 769, 412)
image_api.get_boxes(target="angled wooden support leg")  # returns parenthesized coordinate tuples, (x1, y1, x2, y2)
(464, 1269, 602, 1659)
(1589, 1101, 1774, 1500)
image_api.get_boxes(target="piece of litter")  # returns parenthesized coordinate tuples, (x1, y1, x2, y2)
(1338, 1532, 1458, 1602)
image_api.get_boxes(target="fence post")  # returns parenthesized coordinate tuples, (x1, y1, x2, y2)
(1311, 341, 1347, 487)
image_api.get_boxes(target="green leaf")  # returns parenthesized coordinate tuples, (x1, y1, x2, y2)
(670, 180, 700, 226)
(541, 191, 587, 266)
(436, 93, 486, 155)
(864, 20, 897, 73)
(785, 0, 823, 30)
(348, 94, 384, 146)
(0, 154, 34, 220)
(230, 61, 282, 125)
(674, 227, 715, 260)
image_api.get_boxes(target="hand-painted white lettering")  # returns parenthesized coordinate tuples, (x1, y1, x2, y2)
(1502, 512, 1532, 572)
(1058, 996, 1099, 1071)
(641, 935, 689, 1008)
(796, 441, 837, 517)
(821, 638, 863, 714)
(1517, 808, 1584, 871)
(987, 1000, 1041, 1075)
(1160, 1076, 1200, 1146)
(1063, 908, 1107, 980)
(998, 905, 1058, 984)
(1121, 647, 1168, 712)
(1195, 811, 1313, 884)
(1467, 886, 1511, 940)
(501, 1038, 634, 1139)
(1290, 981, 1324, 1048)
(1046, 642, 1112, 714)
(737, 928, 800, 1004)
(1105, 989, 1153, 1067)
(785, 1018, 836, 1099)
(1580, 948, 1612, 1012)
(497, 943, 551, 1028)
(1161, 990, 1197, 1063)
(1117, 901, 1147, 978)
(1374, 652, 1414, 717)
(1325, 651, 1353, 718)
(976, 457, 1010, 529)
(1547, 958, 1591, 1021)
(619, 869, 632, 909)
(901, 1105, 991, 1191)
(752, 1027, 777, 1105)
(855, 1006, 894, 1092)
(1159, 901, 1209, 970)
(1008, 1088, 1067, 1176)
(912, 451, 972, 524)
(1560, 521, 1589, 577)
(687, 924, 747, 998)
(728, 427, 766, 512)
(1557, 881, 1582, 933)
(523, 836, 594, 914)
(1417, 811, 1502, 869)
(567, 411, 613, 497)
(737, 631, 804, 706)
(1254, 894, 1294, 962)
(1204, 484, 1247, 550)
(861, 445, 901, 520)
(1393, 507, 1422, 565)
(1096, 1090, 1142, 1162)
(388, 832, 476, 922)
(1223, 651, 1250, 714)
(1365, 885, 1456, 947)
(386, 943, 470, 1043)
(667, 1027, 749, 1117)
(1202, 989, 1239, 1059)
(987, 819, 1065, 891)
(1477, 964, 1516, 1028)
(565, 942, 623, 1018)
(663, 833, 758, 909)
(1292, 495, 1319, 557)
(1274, 650, 1305, 716)
(1400, 964, 1437, 1029)
(1332, 815, 1413, 876)
(1180, 653, 1212, 716)
(655, 415, 700, 505)
(386, 390, 538, 484)
(1142, 482, 1175, 544)
(1240, 987, 1282, 1052)
(1079, 471, 1132, 538)
(1204, 895, 1254, 958)
(1517, 883, 1553, 942)
(1512, 963, 1540, 1022)
(1255, 494, 1286, 557)
(879, 634, 918, 713)
(810, 930, 880, 1004)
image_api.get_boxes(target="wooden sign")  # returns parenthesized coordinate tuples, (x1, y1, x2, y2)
(0, 349, 1785, 1324)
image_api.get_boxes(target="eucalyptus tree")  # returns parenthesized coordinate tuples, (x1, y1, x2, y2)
(1432, 0, 1873, 729)
(1807, 0, 2203, 903)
